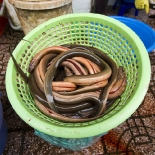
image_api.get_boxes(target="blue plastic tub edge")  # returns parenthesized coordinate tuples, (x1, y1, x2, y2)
(111, 16, 155, 53)
(0, 92, 7, 155)
(0, 119, 7, 155)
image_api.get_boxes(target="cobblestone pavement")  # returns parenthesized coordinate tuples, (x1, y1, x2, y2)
(1, 6, 155, 155)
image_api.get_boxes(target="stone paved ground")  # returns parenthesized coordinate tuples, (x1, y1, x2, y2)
(1, 6, 155, 155)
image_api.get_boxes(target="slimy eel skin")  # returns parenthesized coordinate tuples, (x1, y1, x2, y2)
(9, 44, 127, 122)
(44, 48, 112, 116)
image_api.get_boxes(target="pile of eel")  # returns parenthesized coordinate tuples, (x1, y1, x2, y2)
(10, 45, 127, 123)
(28, 45, 127, 122)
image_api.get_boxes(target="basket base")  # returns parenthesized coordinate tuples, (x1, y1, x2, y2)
(34, 130, 107, 151)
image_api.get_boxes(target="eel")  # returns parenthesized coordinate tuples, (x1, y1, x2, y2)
(62, 45, 119, 115)
(44, 48, 112, 116)
(9, 44, 127, 122)
(29, 46, 70, 72)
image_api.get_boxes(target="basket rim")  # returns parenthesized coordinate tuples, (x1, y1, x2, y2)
(6, 13, 151, 138)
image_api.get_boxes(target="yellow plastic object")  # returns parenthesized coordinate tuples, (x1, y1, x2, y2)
(135, 0, 149, 13)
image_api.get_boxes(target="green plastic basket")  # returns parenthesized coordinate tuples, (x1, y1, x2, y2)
(6, 13, 151, 138)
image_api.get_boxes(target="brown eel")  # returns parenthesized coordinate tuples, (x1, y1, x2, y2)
(9, 45, 127, 123)
(63, 45, 119, 115)
(44, 48, 112, 116)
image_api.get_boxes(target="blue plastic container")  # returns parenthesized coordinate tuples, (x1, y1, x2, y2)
(122, 0, 135, 3)
(113, 0, 138, 16)
(35, 130, 107, 151)
(0, 93, 7, 155)
(111, 16, 155, 53)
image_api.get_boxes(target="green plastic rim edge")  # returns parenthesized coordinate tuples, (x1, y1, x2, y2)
(6, 13, 151, 138)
